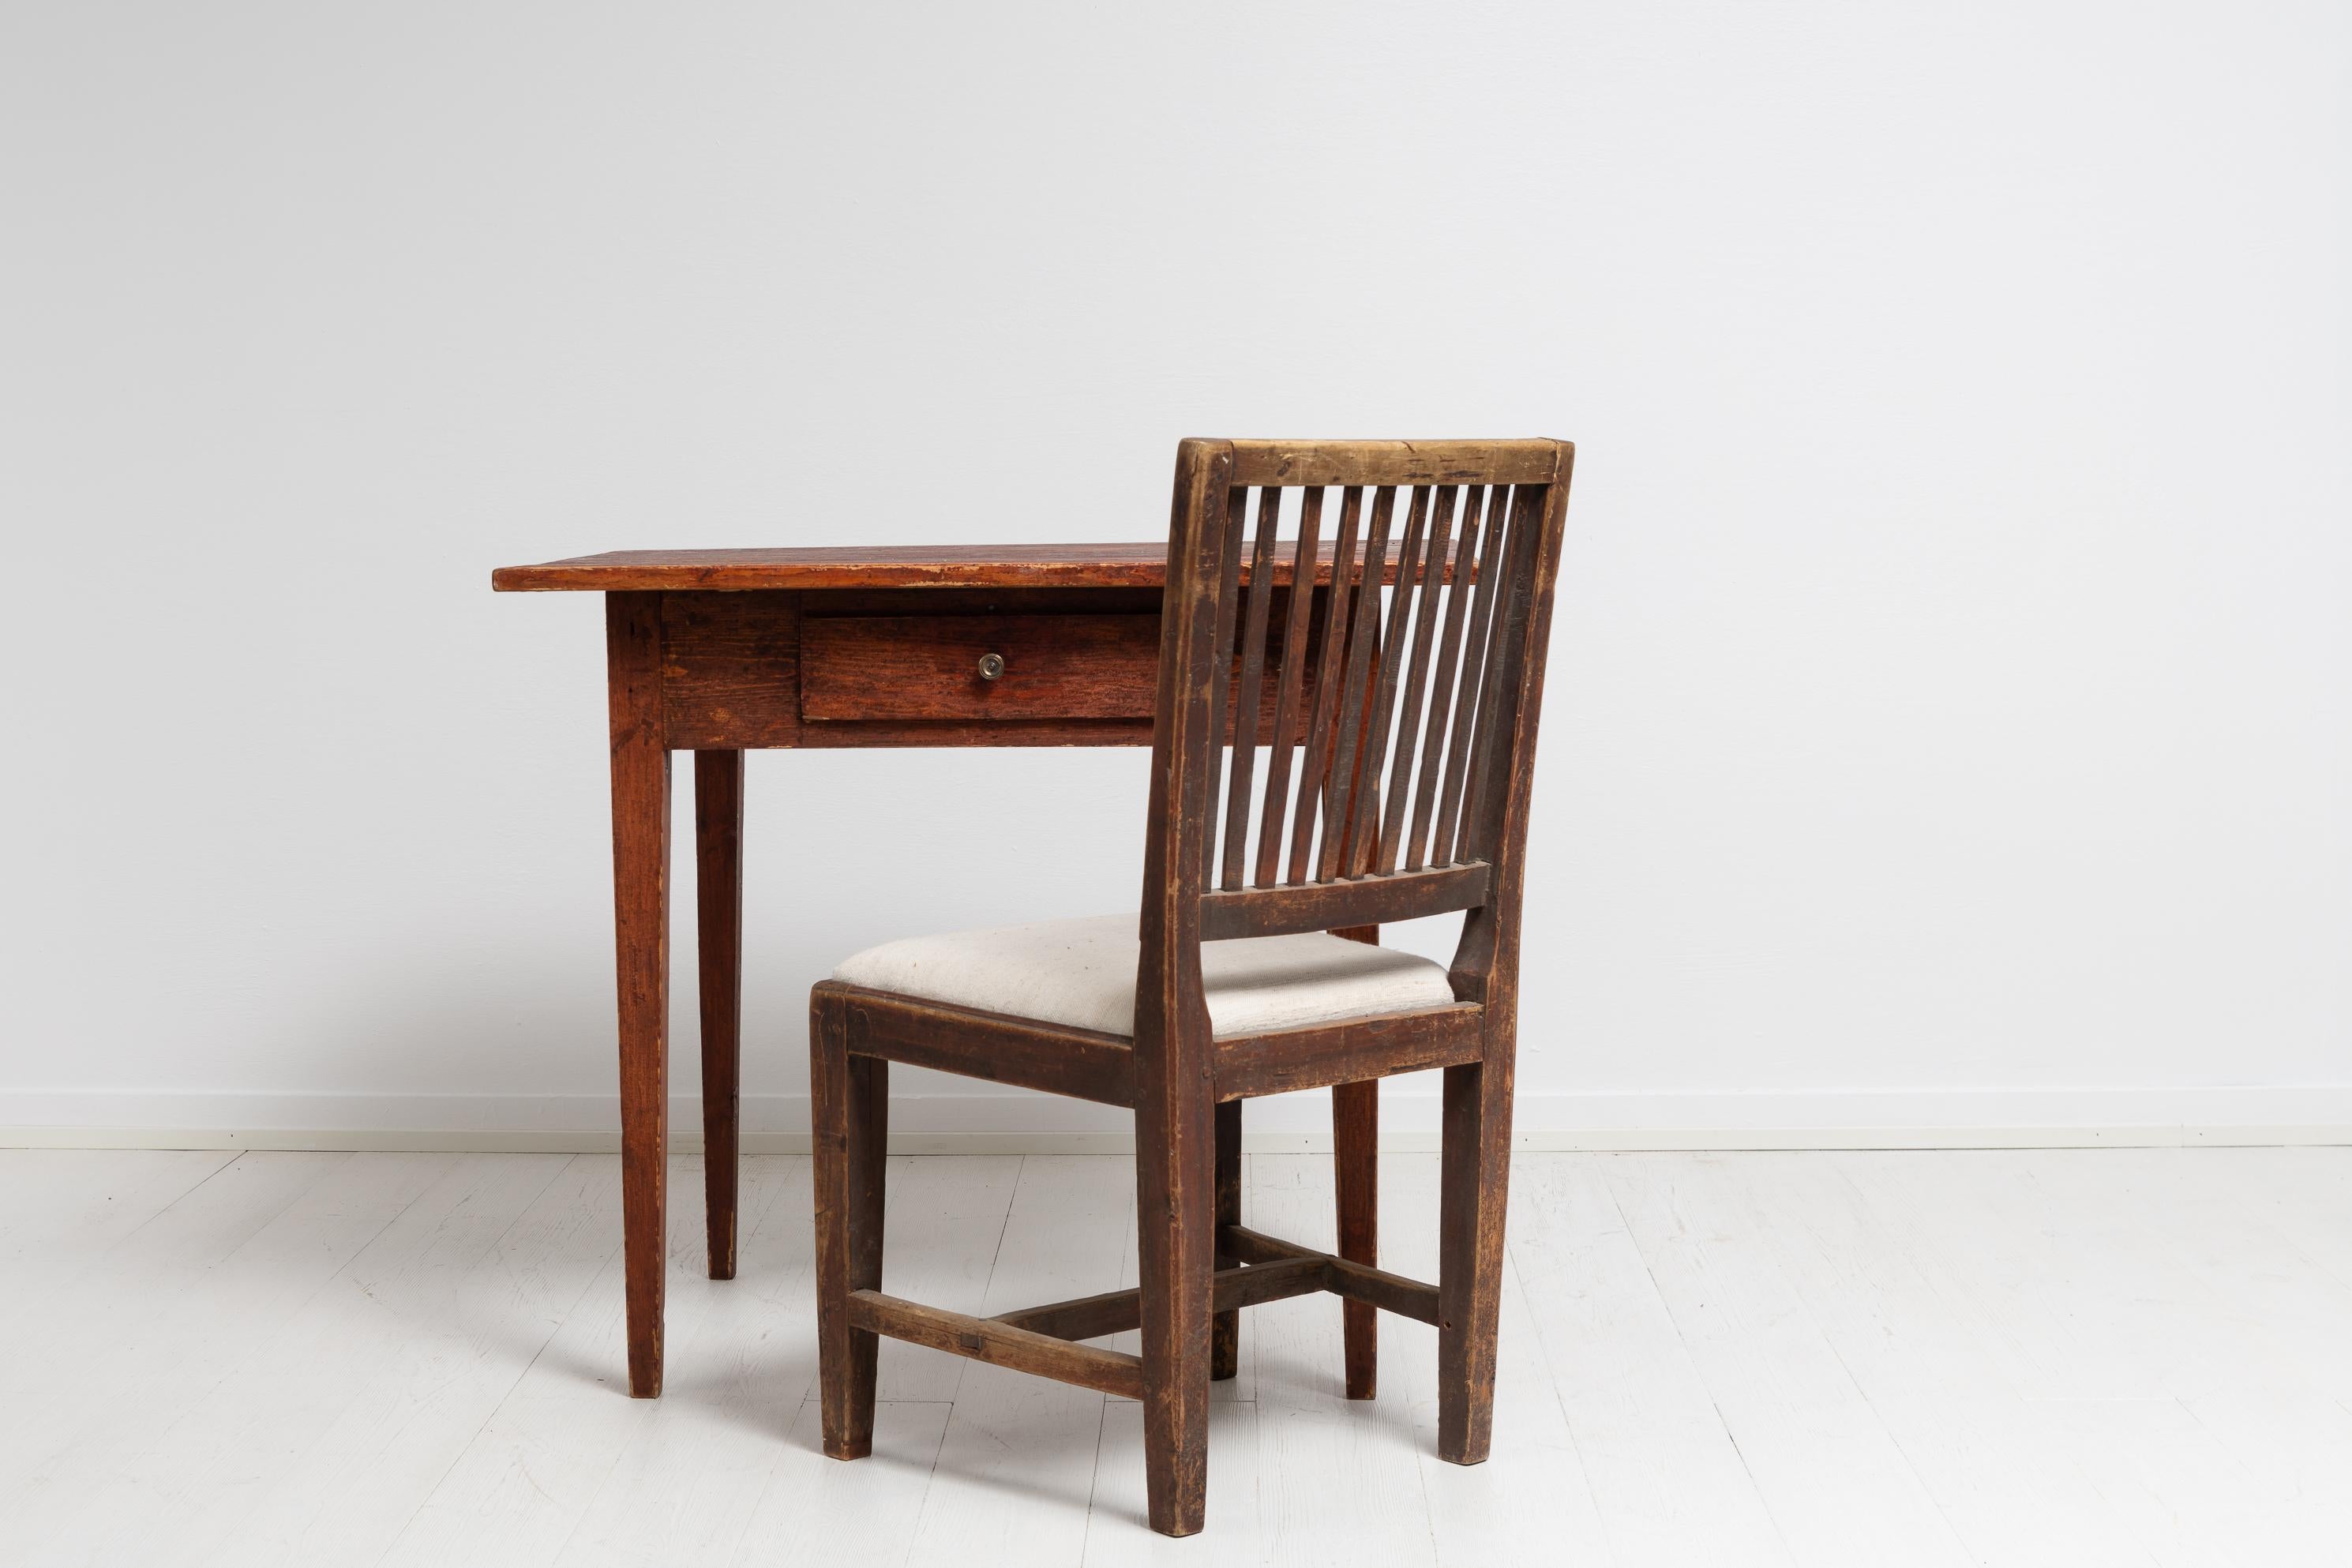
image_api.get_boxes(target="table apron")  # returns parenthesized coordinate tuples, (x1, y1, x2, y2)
(648, 585, 1329, 750)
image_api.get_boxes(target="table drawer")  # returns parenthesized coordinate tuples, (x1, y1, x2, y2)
(801, 613, 1161, 722)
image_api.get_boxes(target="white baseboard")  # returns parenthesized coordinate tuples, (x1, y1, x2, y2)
(7, 1127, 2349, 1153)
(3, 1086, 2348, 1152)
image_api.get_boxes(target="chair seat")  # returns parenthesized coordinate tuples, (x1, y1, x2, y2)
(831, 913, 1458, 1039)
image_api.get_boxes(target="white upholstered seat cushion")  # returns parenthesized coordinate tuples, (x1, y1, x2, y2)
(831, 913, 1457, 1039)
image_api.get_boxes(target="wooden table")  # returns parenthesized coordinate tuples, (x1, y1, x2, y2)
(493, 542, 1391, 1397)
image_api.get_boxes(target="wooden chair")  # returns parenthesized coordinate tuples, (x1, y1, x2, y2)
(810, 437, 1574, 1536)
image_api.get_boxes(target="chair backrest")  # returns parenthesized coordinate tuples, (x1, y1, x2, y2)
(1136, 439, 1574, 1041)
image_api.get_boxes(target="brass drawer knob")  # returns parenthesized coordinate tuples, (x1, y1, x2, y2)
(977, 652, 1006, 681)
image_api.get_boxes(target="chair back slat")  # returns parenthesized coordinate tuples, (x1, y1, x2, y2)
(1249, 491, 1318, 887)
(1404, 485, 1494, 869)
(1145, 440, 1571, 1001)
(1454, 482, 1544, 863)
(1429, 482, 1516, 866)
(1337, 485, 1430, 877)
(1286, 487, 1367, 884)
(1374, 485, 1461, 873)
(1326, 491, 1392, 883)
(1215, 489, 1282, 890)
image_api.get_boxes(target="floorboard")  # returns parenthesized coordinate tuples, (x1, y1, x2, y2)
(20, 1153, 456, 1563)
(1389, 1151, 1614, 1568)
(1, 1146, 2343, 1566)
(1246, 1152, 1439, 1568)
(907, 1156, 1135, 1567)
(1511, 1152, 1794, 1566)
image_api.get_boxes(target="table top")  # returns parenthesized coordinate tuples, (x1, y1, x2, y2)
(491, 541, 1431, 593)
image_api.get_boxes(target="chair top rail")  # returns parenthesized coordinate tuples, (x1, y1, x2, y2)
(1225, 439, 1566, 490)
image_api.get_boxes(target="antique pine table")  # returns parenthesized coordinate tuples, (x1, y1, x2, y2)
(492, 542, 1390, 1397)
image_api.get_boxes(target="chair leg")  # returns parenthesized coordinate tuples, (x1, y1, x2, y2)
(1210, 1098, 1241, 1381)
(1333, 1078, 1379, 1400)
(1437, 1054, 1513, 1464)
(1135, 1078, 1215, 1536)
(1329, 925, 1382, 1398)
(812, 992, 887, 1460)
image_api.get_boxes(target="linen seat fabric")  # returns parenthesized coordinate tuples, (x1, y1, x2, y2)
(831, 913, 1458, 1039)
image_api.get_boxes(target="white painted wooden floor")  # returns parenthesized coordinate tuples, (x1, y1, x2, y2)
(4, 1147, 2350, 1566)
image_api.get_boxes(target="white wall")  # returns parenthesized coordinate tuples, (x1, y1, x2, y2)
(5, 0, 2348, 1145)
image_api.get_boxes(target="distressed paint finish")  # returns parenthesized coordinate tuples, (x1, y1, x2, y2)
(604, 591, 670, 1398)
(1128, 438, 1240, 1534)
(509, 439, 1574, 1536)
(693, 748, 743, 1281)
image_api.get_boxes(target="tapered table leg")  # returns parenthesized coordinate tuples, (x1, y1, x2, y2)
(695, 748, 744, 1281)
(608, 591, 671, 1397)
